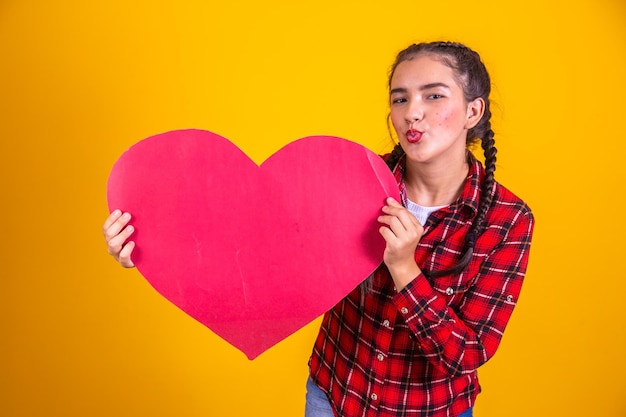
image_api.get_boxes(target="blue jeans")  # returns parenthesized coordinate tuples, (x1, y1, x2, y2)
(304, 377, 473, 417)
(305, 377, 334, 417)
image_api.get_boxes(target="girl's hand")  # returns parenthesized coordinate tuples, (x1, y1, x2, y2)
(103, 209, 136, 268)
(378, 197, 423, 290)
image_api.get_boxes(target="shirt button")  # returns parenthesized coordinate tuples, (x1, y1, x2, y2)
(382, 319, 390, 328)
(400, 307, 409, 314)
(371, 393, 378, 401)
(506, 295, 514, 302)
(377, 353, 385, 361)
(445, 287, 454, 296)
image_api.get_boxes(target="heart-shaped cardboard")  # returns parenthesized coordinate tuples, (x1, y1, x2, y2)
(107, 129, 399, 359)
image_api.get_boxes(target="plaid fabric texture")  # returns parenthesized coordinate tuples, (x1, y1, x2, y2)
(309, 153, 534, 417)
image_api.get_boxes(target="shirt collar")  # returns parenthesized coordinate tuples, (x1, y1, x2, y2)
(392, 151, 483, 217)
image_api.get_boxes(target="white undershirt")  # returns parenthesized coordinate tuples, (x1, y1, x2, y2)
(405, 198, 448, 226)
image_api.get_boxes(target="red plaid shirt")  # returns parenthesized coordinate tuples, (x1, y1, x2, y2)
(309, 153, 534, 417)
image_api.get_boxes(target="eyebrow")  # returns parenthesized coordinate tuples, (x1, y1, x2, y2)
(390, 82, 451, 95)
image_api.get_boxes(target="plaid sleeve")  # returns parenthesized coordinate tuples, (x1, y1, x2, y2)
(392, 203, 534, 378)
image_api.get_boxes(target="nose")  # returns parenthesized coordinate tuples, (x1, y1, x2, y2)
(404, 100, 424, 127)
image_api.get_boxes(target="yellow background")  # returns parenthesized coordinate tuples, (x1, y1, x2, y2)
(1, 0, 625, 416)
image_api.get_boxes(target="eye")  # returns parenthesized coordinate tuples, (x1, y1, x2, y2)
(391, 97, 407, 105)
(427, 94, 444, 100)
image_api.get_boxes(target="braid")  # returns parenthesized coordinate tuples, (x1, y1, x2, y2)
(427, 117, 497, 279)
(477, 123, 497, 232)
(385, 142, 405, 171)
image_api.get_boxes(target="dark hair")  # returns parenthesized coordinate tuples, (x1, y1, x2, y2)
(385, 41, 497, 279)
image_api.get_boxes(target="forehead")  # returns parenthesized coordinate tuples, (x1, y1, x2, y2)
(390, 54, 461, 89)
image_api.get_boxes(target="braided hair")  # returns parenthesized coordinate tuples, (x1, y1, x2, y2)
(386, 41, 497, 278)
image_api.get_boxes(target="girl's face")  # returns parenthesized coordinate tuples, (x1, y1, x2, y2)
(389, 54, 484, 166)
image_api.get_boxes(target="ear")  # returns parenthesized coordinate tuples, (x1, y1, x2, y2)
(464, 97, 485, 129)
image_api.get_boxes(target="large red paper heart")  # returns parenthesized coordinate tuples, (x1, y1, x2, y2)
(107, 129, 399, 359)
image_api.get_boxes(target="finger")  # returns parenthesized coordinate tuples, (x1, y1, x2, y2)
(393, 207, 420, 228)
(379, 225, 398, 243)
(385, 197, 417, 220)
(378, 214, 410, 240)
(386, 197, 405, 206)
(382, 205, 421, 231)
(118, 241, 136, 268)
(103, 212, 132, 241)
(103, 209, 123, 232)
(106, 224, 135, 256)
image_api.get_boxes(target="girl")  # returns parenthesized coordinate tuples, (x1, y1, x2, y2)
(103, 41, 534, 417)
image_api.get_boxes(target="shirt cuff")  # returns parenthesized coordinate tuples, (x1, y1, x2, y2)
(392, 273, 452, 325)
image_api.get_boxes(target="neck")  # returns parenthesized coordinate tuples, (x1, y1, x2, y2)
(403, 152, 469, 207)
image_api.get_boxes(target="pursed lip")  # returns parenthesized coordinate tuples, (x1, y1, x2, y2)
(406, 129, 423, 144)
